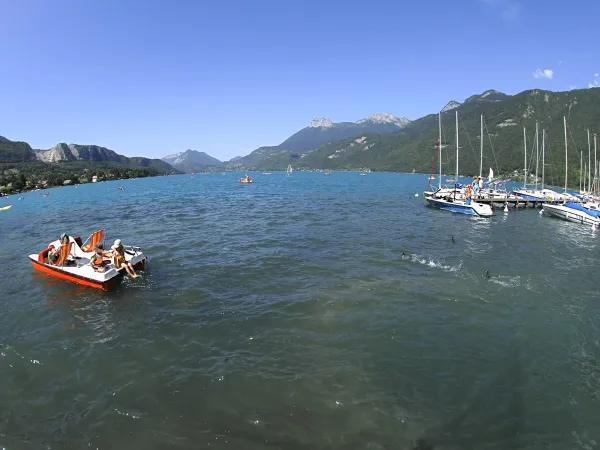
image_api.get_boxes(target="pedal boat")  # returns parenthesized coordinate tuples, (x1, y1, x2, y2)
(29, 232, 147, 291)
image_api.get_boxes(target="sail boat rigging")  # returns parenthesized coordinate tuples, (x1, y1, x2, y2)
(425, 111, 493, 217)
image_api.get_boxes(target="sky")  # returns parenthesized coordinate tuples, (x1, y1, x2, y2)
(0, 0, 599, 161)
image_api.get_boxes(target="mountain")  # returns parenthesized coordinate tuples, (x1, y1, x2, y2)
(162, 149, 222, 172)
(35, 143, 130, 164)
(227, 113, 411, 168)
(0, 137, 177, 174)
(233, 87, 600, 188)
(277, 113, 411, 153)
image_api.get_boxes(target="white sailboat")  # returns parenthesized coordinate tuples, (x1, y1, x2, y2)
(424, 113, 459, 198)
(542, 117, 600, 226)
(473, 115, 511, 202)
(286, 165, 293, 176)
(425, 111, 493, 217)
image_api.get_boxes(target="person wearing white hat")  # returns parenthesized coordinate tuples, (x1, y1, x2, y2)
(111, 239, 138, 278)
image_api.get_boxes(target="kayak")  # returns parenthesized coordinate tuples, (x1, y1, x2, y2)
(0, 205, 12, 211)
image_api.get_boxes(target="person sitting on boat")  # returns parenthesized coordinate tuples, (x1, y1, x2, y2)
(48, 245, 60, 265)
(58, 233, 77, 265)
(110, 239, 138, 278)
(89, 243, 109, 272)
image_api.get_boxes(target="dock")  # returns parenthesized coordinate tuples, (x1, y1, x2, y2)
(473, 198, 579, 208)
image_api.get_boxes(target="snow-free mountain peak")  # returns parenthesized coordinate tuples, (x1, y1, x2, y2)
(441, 100, 461, 113)
(161, 149, 223, 171)
(309, 118, 334, 128)
(357, 113, 410, 127)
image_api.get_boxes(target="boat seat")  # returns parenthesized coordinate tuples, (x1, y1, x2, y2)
(55, 242, 73, 266)
(81, 229, 103, 252)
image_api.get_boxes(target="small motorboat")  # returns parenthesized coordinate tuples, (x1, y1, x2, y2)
(29, 230, 147, 291)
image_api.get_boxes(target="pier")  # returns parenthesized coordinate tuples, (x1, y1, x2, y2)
(473, 197, 579, 208)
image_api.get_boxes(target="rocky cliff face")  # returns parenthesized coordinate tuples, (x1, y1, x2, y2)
(34, 144, 128, 164)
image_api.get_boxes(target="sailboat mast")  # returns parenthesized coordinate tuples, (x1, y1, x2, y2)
(588, 129, 592, 192)
(479, 114, 483, 179)
(580, 152, 583, 192)
(455, 111, 459, 183)
(542, 129, 546, 190)
(523, 127, 527, 188)
(438, 112, 442, 190)
(535, 122, 539, 191)
(594, 134, 598, 190)
(564, 116, 568, 192)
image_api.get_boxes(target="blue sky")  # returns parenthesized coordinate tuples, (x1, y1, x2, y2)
(1, 0, 598, 161)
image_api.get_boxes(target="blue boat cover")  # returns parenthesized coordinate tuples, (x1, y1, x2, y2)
(564, 202, 600, 218)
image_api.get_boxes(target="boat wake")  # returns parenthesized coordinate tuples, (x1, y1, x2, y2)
(488, 275, 521, 288)
(401, 253, 462, 272)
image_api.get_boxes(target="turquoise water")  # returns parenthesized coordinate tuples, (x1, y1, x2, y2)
(1, 172, 600, 449)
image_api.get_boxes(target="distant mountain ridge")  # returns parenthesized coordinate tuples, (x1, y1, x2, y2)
(225, 87, 600, 190)
(227, 113, 411, 168)
(0, 136, 176, 173)
(277, 112, 411, 153)
(162, 149, 222, 172)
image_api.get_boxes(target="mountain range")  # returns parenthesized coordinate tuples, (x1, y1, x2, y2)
(175, 87, 597, 189)
(162, 149, 223, 172)
(291, 88, 599, 187)
(0, 137, 176, 173)
(162, 113, 411, 172)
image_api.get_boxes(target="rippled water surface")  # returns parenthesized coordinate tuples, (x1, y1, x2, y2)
(1, 172, 600, 449)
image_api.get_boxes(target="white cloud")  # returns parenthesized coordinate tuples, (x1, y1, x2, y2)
(569, 85, 577, 90)
(589, 74, 600, 88)
(533, 68, 554, 80)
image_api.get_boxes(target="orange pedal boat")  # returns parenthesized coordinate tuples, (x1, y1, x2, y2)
(29, 231, 147, 291)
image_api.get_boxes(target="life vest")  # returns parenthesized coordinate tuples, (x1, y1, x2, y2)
(92, 253, 103, 266)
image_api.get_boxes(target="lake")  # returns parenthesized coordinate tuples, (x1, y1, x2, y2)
(1, 172, 599, 449)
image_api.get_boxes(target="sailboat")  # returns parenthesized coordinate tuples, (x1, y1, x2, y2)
(472, 115, 510, 202)
(542, 117, 600, 226)
(425, 111, 493, 217)
(512, 126, 546, 200)
(286, 165, 293, 176)
(424, 113, 457, 198)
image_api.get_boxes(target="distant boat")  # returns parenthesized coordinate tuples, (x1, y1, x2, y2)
(286, 165, 293, 176)
(263, 172, 272, 175)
